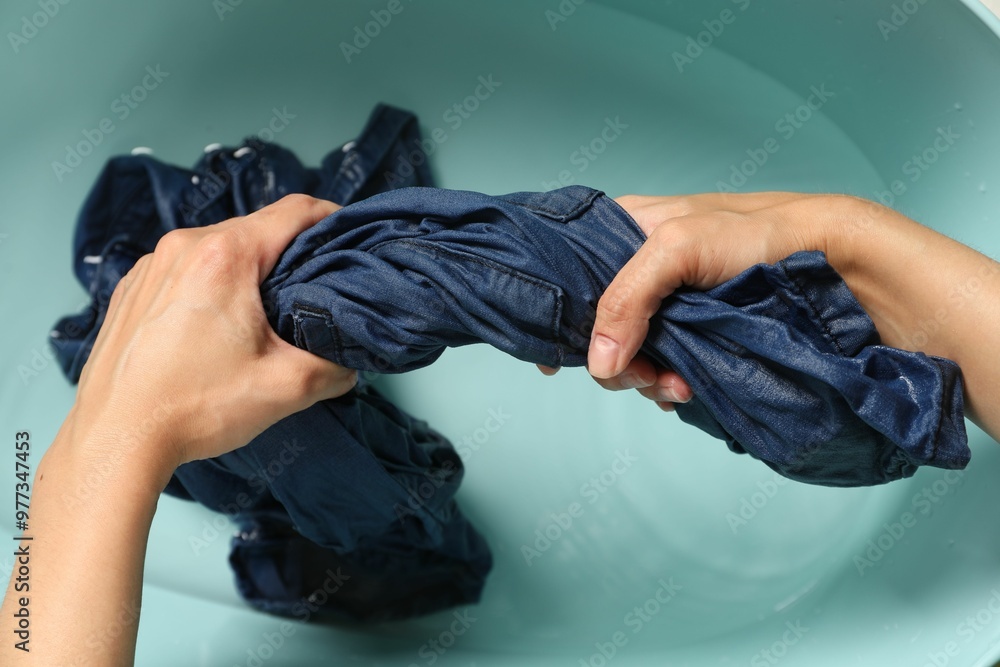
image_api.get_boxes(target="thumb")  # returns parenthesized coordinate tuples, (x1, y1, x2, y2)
(221, 194, 342, 283)
(589, 230, 688, 378)
(266, 343, 360, 412)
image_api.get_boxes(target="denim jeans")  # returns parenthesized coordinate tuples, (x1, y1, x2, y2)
(51, 104, 491, 622)
(52, 103, 970, 618)
(260, 185, 968, 486)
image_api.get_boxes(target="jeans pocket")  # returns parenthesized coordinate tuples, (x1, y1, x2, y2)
(388, 240, 567, 368)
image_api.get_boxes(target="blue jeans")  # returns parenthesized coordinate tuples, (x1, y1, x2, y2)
(51, 104, 491, 622)
(52, 103, 970, 617)
(263, 185, 968, 486)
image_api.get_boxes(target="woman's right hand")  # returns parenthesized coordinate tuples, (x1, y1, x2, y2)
(584, 192, 1000, 439)
(586, 192, 838, 409)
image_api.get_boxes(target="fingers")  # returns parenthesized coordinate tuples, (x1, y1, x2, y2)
(536, 364, 560, 376)
(636, 369, 692, 404)
(590, 355, 657, 391)
(588, 225, 693, 378)
(223, 194, 341, 282)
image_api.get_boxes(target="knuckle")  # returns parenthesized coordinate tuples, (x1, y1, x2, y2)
(648, 216, 698, 249)
(274, 193, 319, 213)
(129, 254, 150, 274)
(153, 228, 193, 255)
(108, 278, 128, 304)
(662, 195, 697, 219)
(190, 231, 243, 278)
(596, 285, 638, 327)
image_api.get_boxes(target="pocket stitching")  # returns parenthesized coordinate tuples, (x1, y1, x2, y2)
(393, 239, 565, 365)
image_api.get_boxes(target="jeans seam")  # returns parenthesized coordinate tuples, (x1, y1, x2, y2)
(928, 357, 955, 466)
(393, 239, 565, 354)
(496, 187, 599, 220)
(292, 302, 345, 361)
(781, 263, 846, 357)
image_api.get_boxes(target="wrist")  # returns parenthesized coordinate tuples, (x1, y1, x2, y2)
(812, 196, 954, 354)
(50, 406, 180, 497)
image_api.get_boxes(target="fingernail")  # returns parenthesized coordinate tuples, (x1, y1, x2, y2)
(659, 380, 692, 403)
(621, 373, 647, 389)
(673, 383, 693, 403)
(656, 387, 678, 402)
(589, 334, 620, 378)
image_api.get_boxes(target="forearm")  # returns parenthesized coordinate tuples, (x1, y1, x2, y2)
(820, 198, 1000, 436)
(0, 422, 172, 666)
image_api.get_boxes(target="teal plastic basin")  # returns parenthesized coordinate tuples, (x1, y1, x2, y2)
(2, 1, 1000, 664)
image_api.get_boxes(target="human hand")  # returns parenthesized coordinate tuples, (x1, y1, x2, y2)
(583, 192, 865, 410)
(66, 194, 358, 475)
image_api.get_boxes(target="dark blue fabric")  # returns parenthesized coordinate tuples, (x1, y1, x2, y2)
(261, 186, 969, 487)
(52, 103, 971, 622)
(51, 104, 491, 623)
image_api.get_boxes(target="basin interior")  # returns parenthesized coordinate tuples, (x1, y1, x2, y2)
(1, 1, 1000, 665)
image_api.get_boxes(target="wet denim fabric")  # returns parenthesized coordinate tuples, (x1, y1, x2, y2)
(263, 186, 969, 487)
(52, 103, 432, 383)
(50, 104, 492, 622)
(52, 104, 972, 627)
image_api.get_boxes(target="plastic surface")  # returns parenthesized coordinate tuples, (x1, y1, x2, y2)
(1, 1, 999, 664)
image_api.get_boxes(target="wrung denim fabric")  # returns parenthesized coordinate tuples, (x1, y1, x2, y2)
(50, 104, 491, 622)
(52, 103, 971, 621)
(260, 186, 968, 486)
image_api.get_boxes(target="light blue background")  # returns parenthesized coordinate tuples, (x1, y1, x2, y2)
(2, 1, 1000, 664)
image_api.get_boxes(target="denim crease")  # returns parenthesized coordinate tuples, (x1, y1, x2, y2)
(52, 104, 489, 622)
(260, 185, 968, 486)
(52, 103, 970, 618)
